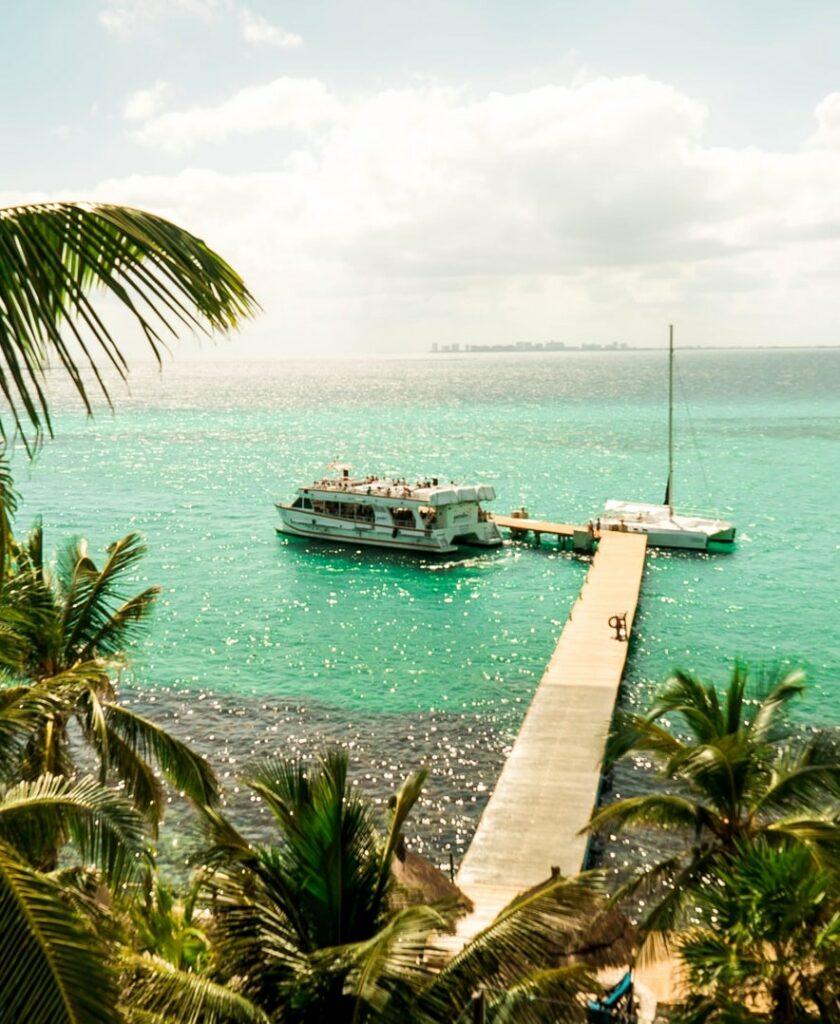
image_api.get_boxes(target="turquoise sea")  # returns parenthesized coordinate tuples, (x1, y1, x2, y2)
(15, 349, 840, 865)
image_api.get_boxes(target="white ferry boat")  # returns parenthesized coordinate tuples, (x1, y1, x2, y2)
(276, 467, 503, 554)
(600, 326, 736, 551)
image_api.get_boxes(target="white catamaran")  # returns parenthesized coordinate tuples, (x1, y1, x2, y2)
(276, 466, 503, 554)
(599, 327, 736, 551)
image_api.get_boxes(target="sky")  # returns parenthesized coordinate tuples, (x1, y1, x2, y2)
(4, 0, 840, 355)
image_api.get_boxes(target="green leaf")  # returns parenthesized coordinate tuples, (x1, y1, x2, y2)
(587, 793, 712, 836)
(0, 839, 119, 1023)
(0, 201, 257, 450)
(317, 903, 450, 1024)
(428, 872, 603, 1014)
(120, 952, 270, 1024)
(0, 773, 149, 885)
(104, 702, 219, 808)
(60, 532, 159, 661)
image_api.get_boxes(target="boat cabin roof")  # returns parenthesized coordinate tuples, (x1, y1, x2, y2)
(301, 476, 496, 507)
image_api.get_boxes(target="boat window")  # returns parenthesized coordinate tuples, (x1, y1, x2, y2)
(313, 500, 341, 516)
(302, 498, 311, 510)
(418, 505, 437, 526)
(391, 507, 416, 528)
(291, 496, 303, 509)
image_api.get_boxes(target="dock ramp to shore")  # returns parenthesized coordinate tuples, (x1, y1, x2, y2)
(451, 527, 648, 945)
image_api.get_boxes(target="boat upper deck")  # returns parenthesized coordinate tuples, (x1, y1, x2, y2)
(299, 477, 496, 506)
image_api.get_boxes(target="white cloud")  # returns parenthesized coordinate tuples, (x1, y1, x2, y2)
(99, 0, 219, 34)
(123, 81, 170, 121)
(16, 75, 840, 352)
(809, 92, 840, 149)
(98, 0, 302, 47)
(130, 77, 341, 151)
(238, 6, 301, 48)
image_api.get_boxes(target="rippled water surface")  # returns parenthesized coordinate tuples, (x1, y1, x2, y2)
(16, 349, 840, 867)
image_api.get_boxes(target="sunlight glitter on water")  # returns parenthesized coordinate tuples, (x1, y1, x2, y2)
(18, 350, 840, 865)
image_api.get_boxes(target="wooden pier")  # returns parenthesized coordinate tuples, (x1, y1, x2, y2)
(450, 525, 648, 945)
(491, 513, 578, 538)
(489, 512, 603, 552)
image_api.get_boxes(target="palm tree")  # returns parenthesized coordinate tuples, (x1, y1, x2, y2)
(587, 665, 840, 950)
(0, 201, 256, 452)
(0, 523, 219, 832)
(184, 750, 608, 1024)
(130, 873, 210, 973)
(673, 839, 840, 1023)
(0, 772, 149, 1023)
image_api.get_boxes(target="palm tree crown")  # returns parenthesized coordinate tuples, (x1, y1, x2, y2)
(674, 839, 840, 1023)
(0, 524, 218, 826)
(589, 665, 840, 946)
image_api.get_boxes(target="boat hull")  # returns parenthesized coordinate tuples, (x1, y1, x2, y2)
(276, 523, 456, 554)
(277, 506, 501, 554)
(600, 501, 736, 551)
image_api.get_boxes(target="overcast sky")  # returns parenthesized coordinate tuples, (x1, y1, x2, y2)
(5, 0, 840, 356)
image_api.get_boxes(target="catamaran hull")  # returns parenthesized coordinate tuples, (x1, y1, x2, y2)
(600, 502, 736, 551)
(601, 526, 709, 550)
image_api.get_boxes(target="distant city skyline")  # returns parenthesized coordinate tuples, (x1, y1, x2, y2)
(432, 341, 629, 354)
(5, 2, 840, 356)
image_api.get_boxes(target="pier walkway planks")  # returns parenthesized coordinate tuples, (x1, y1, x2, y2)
(451, 529, 648, 945)
(489, 513, 578, 538)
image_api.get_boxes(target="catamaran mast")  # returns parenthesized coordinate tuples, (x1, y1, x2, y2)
(664, 324, 674, 511)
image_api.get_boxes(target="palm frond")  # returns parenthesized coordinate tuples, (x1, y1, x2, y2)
(754, 737, 840, 819)
(587, 793, 713, 836)
(0, 684, 56, 777)
(208, 850, 314, 1005)
(317, 903, 450, 1023)
(763, 816, 840, 870)
(122, 1010, 179, 1024)
(100, 722, 165, 827)
(0, 452, 18, 582)
(647, 670, 726, 742)
(61, 532, 158, 660)
(429, 872, 603, 1011)
(104, 702, 219, 807)
(0, 773, 149, 884)
(241, 750, 387, 948)
(603, 711, 686, 767)
(486, 965, 592, 1024)
(120, 952, 270, 1024)
(0, 616, 33, 674)
(745, 668, 806, 744)
(239, 753, 311, 825)
(193, 804, 254, 873)
(0, 838, 119, 1023)
(634, 847, 719, 965)
(20, 518, 45, 576)
(0, 201, 257, 448)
